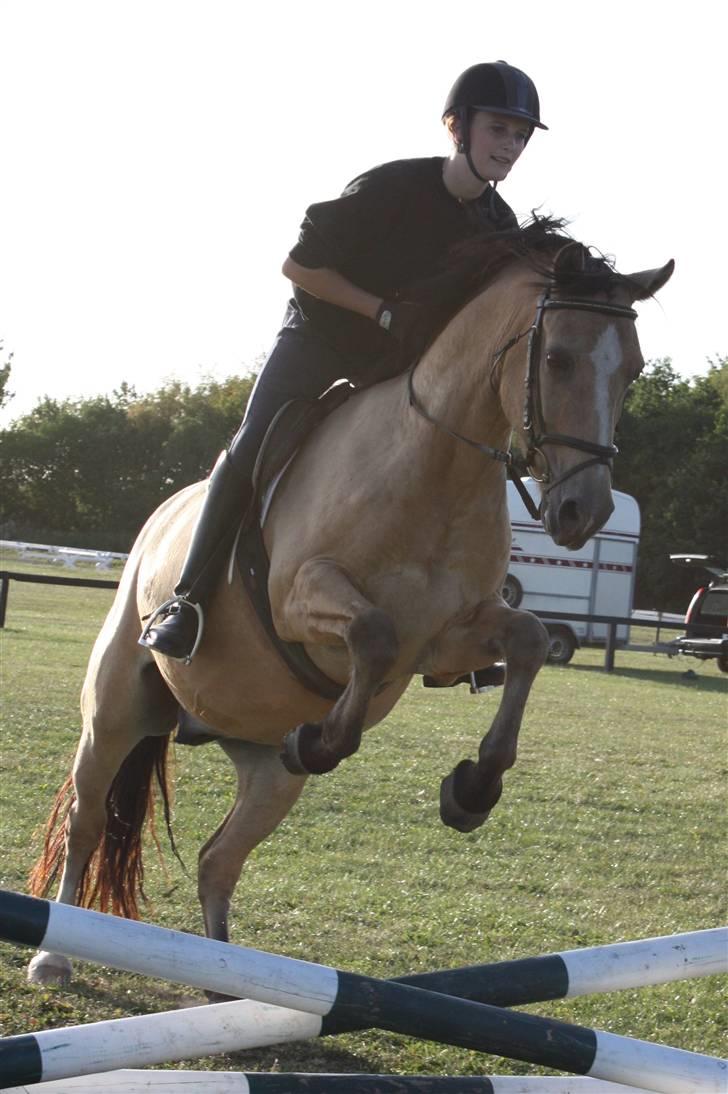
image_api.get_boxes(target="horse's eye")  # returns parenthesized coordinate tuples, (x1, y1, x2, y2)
(546, 351, 572, 372)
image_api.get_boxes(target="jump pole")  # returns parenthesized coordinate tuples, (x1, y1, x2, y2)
(2, 1070, 658, 1094)
(2, 923, 726, 1086)
(1, 891, 725, 1094)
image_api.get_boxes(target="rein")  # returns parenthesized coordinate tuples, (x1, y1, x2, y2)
(408, 286, 638, 521)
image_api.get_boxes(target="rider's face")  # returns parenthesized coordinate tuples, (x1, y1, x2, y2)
(467, 110, 530, 182)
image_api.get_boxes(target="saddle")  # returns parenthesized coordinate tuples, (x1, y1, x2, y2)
(234, 382, 354, 702)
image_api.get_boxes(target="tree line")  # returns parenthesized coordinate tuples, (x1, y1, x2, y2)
(1, 358, 726, 612)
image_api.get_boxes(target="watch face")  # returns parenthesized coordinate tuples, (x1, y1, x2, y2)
(379, 308, 393, 331)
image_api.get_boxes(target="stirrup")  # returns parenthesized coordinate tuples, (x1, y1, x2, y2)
(138, 596, 205, 664)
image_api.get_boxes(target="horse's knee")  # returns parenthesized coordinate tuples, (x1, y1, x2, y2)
(280, 721, 342, 775)
(347, 607, 399, 678)
(506, 612, 549, 667)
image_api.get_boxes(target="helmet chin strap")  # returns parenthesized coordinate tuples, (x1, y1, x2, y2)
(457, 143, 490, 185)
(456, 109, 491, 186)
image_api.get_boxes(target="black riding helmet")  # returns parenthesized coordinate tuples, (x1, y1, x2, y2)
(443, 61, 547, 182)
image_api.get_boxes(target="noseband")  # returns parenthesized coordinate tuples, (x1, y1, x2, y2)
(408, 286, 638, 521)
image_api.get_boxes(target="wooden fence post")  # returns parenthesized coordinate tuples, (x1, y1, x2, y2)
(0, 573, 9, 628)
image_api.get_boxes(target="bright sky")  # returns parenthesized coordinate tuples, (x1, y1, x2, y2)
(1, 0, 724, 425)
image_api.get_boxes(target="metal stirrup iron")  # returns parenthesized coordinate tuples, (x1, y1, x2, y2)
(139, 597, 205, 665)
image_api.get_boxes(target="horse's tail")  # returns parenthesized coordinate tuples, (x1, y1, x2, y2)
(28, 734, 177, 919)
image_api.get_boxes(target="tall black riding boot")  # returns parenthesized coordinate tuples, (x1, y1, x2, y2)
(139, 451, 253, 662)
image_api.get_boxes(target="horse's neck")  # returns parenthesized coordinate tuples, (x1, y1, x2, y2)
(410, 274, 531, 481)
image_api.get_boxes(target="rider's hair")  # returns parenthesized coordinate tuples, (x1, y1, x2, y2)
(443, 111, 465, 148)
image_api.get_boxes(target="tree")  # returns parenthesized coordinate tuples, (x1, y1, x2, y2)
(0, 374, 256, 551)
(614, 358, 728, 611)
(0, 342, 13, 410)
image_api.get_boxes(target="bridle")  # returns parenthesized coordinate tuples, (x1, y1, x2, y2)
(407, 285, 638, 521)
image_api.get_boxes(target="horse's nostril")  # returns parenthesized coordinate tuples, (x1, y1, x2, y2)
(558, 499, 580, 528)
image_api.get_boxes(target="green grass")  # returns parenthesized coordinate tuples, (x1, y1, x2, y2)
(0, 558, 726, 1078)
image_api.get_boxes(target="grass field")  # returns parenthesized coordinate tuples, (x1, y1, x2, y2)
(0, 557, 726, 1079)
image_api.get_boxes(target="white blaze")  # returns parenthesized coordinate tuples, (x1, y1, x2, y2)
(590, 323, 622, 445)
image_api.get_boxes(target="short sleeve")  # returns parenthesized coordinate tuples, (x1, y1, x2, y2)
(288, 164, 407, 271)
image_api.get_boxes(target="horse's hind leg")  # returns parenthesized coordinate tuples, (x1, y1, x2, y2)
(28, 653, 177, 985)
(196, 739, 307, 999)
(27, 723, 141, 984)
(275, 559, 399, 775)
(435, 601, 549, 833)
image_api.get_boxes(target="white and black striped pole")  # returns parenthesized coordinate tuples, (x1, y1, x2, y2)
(2, 925, 725, 1085)
(334, 924, 728, 1030)
(0, 891, 725, 1094)
(1, 1069, 662, 1094)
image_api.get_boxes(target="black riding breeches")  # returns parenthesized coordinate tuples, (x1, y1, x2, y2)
(227, 323, 352, 477)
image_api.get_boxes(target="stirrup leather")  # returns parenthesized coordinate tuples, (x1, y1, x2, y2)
(139, 596, 205, 664)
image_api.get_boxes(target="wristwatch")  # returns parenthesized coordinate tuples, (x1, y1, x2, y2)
(376, 304, 393, 332)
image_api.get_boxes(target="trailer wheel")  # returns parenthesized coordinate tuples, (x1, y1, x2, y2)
(546, 626, 576, 665)
(502, 574, 523, 608)
(718, 654, 728, 674)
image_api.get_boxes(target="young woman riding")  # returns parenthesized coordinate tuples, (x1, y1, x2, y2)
(139, 61, 548, 661)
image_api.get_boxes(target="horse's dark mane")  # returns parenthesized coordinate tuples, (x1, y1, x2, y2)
(401, 215, 632, 363)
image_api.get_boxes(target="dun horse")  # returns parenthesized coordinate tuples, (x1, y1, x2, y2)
(28, 221, 673, 986)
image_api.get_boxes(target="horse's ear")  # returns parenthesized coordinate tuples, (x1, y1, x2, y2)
(551, 241, 587, 277)
(624, 259, 675, 300)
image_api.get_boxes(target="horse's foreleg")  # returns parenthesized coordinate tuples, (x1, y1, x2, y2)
(435, 603, 549, 833)
(277, 559, 399, 775)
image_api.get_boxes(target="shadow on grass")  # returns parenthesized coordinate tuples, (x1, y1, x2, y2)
(566, 662, 727, 691)
(228, 1039, 390, 1076)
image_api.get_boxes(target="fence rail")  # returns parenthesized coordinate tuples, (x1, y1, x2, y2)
(0, 570, 119, 628)
(0, 569, 684, 673)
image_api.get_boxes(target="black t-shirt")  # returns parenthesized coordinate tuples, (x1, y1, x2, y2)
(287, 156, 517, 363)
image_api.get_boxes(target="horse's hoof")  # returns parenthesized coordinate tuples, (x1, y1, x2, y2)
(439, 760, 498, 833)
(280, 723, 341, 776)
(27, 950, 73, 986)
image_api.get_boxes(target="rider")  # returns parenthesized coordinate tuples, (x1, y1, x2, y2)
(139, 61, 547, 662)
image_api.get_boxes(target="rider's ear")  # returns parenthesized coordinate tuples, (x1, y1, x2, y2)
(624, 260, 675, 300)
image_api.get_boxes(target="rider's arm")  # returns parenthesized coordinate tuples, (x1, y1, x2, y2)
(282, 256, 382, 321)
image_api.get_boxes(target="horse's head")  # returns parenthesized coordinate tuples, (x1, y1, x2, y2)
(509, 242, 674, 549)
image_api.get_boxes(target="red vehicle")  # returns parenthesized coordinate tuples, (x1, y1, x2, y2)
(669, 554, 728, 673)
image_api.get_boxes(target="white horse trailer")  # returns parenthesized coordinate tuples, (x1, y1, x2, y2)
(505, 479, 640, 664)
